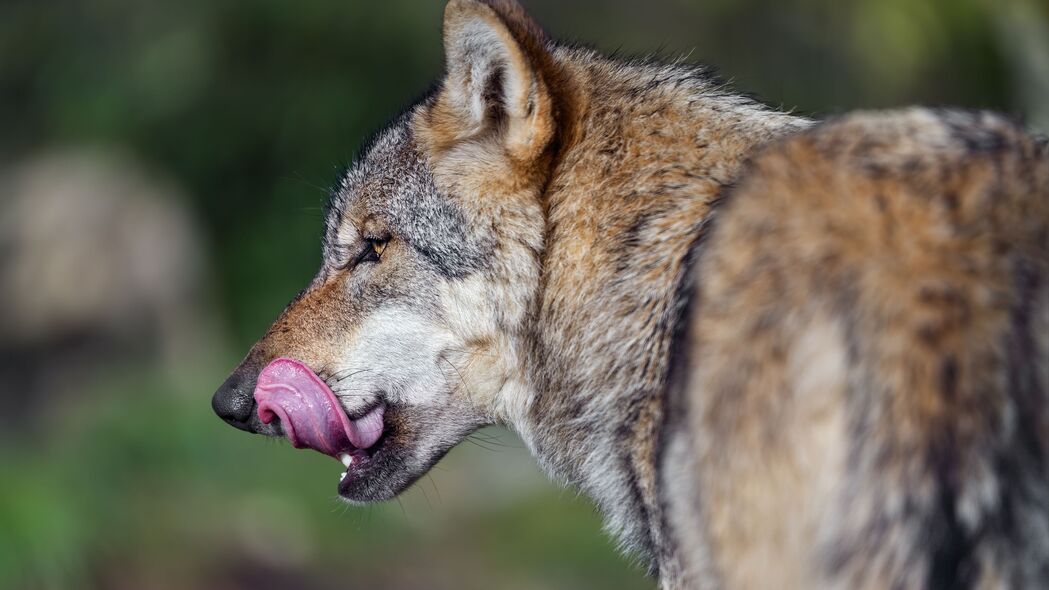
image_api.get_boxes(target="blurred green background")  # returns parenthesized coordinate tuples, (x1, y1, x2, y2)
(1, 0, 1046, 588)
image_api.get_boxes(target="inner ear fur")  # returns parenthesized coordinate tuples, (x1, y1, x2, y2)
(424, 0, 559, 163)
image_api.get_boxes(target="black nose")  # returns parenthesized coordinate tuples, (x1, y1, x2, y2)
(212, 368, 258, 432)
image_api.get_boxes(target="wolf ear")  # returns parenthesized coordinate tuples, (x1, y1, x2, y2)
(431, 0, 556, 162)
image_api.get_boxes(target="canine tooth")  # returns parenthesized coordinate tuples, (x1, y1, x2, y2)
(340, 471, 346, 481)
(340, 453, 352, 467)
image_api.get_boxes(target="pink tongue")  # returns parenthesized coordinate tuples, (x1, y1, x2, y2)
(253, 358, 384, 457)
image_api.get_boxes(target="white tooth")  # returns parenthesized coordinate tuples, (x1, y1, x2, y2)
(340, 471, 346, 481)
(340, 453, 352, 467)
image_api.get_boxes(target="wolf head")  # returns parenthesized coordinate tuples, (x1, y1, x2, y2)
(212, 0, 565, 502)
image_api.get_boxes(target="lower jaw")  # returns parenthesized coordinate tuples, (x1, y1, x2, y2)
(336, 447, 377, 496)
(337, 448, 370, 475)
(335, 410, 391, 493)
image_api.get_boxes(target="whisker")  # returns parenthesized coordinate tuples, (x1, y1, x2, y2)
(330, 367, 379, 382)
(470, 432, 517, 448)
(425, 474, 443, 504)
(464, 435, 501, 453)
(440, 355, 476, 404)
(330, 390, 376, 399)
(417, 480, 433, 510)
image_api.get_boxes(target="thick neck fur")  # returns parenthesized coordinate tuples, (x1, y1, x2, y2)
(516, 46, 808, 570)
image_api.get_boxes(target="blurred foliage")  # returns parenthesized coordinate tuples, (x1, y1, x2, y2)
(0, 0, 1046, 588)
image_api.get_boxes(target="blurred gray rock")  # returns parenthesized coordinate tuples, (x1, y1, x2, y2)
(0, 149, 218, 431)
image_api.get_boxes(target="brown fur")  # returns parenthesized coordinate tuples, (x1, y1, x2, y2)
(667, 110, 1049, 589)
(417, 2, 806, 576)
(214, 2, 1049, 588)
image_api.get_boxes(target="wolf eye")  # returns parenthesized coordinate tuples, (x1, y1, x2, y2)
(356, 237, 388, 265)
(369, 238, 388, 258)
(339, 237, 389, 270)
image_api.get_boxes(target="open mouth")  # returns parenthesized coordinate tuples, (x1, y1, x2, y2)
(253, 357, 386, 487)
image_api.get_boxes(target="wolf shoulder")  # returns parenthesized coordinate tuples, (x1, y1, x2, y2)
(661, 107, 1049, 589)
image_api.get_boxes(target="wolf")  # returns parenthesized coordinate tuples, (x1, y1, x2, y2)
(211, 0, 1049, 587)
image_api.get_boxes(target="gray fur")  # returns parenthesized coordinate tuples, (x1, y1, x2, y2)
(326, 116, 494, 279)
(214, 4, 1049, 589)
